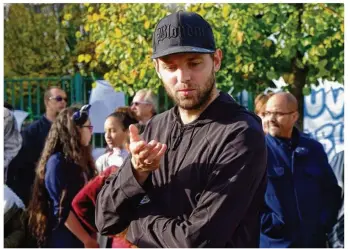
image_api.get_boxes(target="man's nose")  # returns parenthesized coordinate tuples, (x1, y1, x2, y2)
(268, 115, 278, 124)
(177, 67, 191, 83)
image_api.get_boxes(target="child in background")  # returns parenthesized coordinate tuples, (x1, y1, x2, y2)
(95, 107, 139, 172)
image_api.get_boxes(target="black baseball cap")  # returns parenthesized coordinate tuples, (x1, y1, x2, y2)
(151, 11, 216, 59)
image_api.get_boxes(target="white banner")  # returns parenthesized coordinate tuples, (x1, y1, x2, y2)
(89, 80, 125, 133)
(304, 80, 344, 161)
(13, 110, 29, 131)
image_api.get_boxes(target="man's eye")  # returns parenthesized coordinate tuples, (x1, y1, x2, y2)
(164, 65, 176, 71)
(190, 61, 201, 67)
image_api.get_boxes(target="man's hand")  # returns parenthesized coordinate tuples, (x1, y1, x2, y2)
(129, 124, 167, 184)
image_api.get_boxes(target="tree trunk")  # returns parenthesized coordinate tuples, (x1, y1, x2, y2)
(289, 3, 307, 130)
(290, 59, 308, 130)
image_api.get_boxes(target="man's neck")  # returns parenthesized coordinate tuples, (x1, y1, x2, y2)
(140, 116, 152, 125)
(179, 89, 219, 125)
(45, 111, 56, 122)
(273, 130, 293, 140)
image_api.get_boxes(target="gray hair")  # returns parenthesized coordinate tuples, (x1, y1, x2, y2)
(135, 88, 157, 114)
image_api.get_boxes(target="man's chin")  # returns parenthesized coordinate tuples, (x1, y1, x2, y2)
(176, 96, 209, 110)
(178, 101, 201, 111)
(268, 129, 280, 137)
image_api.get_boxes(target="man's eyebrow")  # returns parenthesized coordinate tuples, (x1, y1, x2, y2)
(188, 57, 203, 61)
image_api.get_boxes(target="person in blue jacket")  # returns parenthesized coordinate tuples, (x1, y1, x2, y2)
(7, 86, 67, 206)
(260, 92, 341, 248)
(27, 105, 98, 248)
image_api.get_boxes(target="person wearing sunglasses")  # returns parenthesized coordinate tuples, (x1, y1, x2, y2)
(7, 86, 68, 206)
(27, 105, 99, 248)
(46, 88, 68, 122)
(130, 89, 157, 124)
(260, 92, 341, 247)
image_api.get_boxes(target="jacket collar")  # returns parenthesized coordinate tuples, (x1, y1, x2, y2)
(42, 114, 53, 124)
(267, 127, 309, 156)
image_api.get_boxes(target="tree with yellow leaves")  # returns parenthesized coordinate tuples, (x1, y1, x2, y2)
(78, 3, 343, 125)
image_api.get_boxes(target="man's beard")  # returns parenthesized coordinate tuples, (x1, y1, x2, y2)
(164, 68, 216, 111)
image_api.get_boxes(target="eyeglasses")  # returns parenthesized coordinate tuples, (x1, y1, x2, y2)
(131, 101, 151, 107)
(81, 125, 93, 132)
(263, 111, 296, 118)
(49, 95, 68, 102)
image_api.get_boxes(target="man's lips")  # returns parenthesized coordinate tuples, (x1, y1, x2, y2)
(178, 89, 195, 96)
(178, 89, 195, 92)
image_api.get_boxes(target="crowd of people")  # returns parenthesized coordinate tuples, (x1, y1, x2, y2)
(4, 11, 343, 248)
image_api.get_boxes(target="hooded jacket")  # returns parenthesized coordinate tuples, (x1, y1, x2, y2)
(260, 129, 341, 248)
(96, 92, 267, 248)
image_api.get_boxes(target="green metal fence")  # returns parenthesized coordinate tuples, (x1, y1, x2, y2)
(4, 74, 94, 121)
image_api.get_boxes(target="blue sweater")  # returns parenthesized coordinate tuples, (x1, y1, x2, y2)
(260, 128, 341, 248)
(7, 115, 52, 205)
(45, 152, 87, 248)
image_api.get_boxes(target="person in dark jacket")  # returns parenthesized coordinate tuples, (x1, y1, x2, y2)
(7, 86, 67, 206)
(27, 105, 98, 248)
(328, 151, 344, 248)
(260, 92, 342, 247)
(95, 11, 267, 248)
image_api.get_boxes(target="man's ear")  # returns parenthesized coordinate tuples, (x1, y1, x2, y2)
(44, 98, 49, 108)
(153, 59, 161, 79)
(293, 111, 299, 123)
(213, 49, 223, 72)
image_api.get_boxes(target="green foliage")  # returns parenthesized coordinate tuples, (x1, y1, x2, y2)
(301, 4, 344, 84)
(60, 3, 107, 77)
(4, 3, 98, 78)
(5, 3, 343, 100)
(78, 3, 343, 96)
(4, 4, 69, 77)
(76, 3, 169, 95)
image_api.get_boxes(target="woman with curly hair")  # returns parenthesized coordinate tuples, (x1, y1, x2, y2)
(27, 105, 98, 248)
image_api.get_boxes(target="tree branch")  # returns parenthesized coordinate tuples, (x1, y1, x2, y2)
(319, 3, 340, 17)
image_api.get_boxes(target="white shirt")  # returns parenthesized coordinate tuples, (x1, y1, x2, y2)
(95, 147, 129, 173)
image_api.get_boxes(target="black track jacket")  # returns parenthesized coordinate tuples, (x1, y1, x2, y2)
(96, 92, 267, 247)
